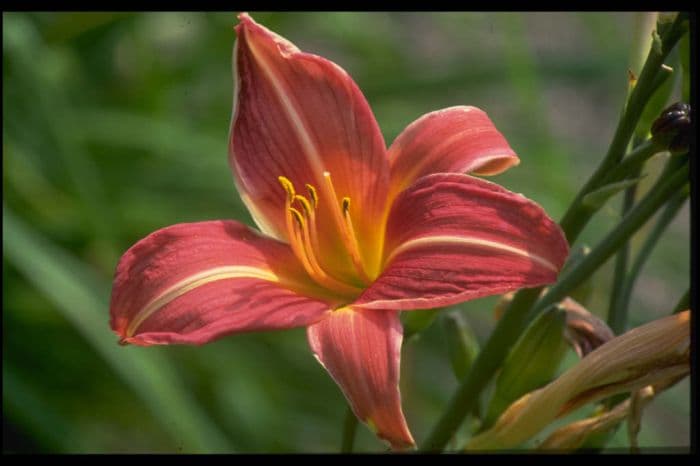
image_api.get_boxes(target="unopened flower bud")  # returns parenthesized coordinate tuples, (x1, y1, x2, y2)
(651, 102, 690, 154)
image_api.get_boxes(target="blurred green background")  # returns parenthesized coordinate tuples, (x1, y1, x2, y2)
(3, 12, 689, 453)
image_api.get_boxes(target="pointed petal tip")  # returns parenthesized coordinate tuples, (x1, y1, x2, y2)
(235, 12, 253, 34)
(368, 417, 415, 450)
(307, 308, 414, 450)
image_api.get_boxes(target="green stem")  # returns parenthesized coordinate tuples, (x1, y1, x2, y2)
(420, 161, 687, 452)
(420, 288, 541, 451)
(607, 159, 643, 335)
(420, 15, 687, 452)
(599, 139, 661, 187)
(558, 14, 687, 242)
(672, 289, 690, 314)
(341, 406, 358, 453)
(531, 161, 688, 315)
(614, 187, 688, 329)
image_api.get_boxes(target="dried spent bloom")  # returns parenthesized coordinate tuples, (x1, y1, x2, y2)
(466, 311, 689, 450)
(538, 385, 650, 450)
(109, 13, 569, 449)
(539, 370, 685, 451)
(560, 297, 614, 358)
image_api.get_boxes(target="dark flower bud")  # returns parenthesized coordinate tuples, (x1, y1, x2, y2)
(651, 102, 690, 154)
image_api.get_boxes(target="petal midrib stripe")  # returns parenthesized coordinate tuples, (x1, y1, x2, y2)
(246, 36, 325, 179)
(126, 265, 279, 337)
(383, 235, 559, 273)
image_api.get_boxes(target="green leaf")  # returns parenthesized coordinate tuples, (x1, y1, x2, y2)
(3, 207, 232, 453)
(442, 312, 480, 381)
(483, 306, 568, 429)
(582, 176, 646, 210)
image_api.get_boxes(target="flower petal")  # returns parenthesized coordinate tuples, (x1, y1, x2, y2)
(356, 173, 569, 310)
(110, 220, 336, 346)
(388, 106, 519, 195)
(230, 13, 389, 264)
(307, 307, 414, 449)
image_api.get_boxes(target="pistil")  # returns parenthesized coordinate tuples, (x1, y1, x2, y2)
(322, 172, 372, 285)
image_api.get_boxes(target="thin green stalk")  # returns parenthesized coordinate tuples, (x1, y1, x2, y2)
(614, 188, 688, 331)
(599, 139, 661, 187)
(532, 161, 688, 315)
(420, 161, 688, 452)
(672, 289, 690, 314)
(420, 287, 541, 451)
(558, 14, 687, 242)
(420, 14, 687, 452)
(607, 160, 643, 335)
(341, 406, 358, 453)
(608, 154, 688, 333)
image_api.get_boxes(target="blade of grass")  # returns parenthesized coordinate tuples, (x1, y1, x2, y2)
(3, 207, 232, 453)
(3, 365, 82, 453)
(4, 15, 119, 264)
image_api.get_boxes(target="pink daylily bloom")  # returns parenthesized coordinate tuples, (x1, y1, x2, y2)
(110, 13, 569, 450)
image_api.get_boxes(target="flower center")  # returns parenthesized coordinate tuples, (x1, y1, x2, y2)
(278, 172, 371, 297)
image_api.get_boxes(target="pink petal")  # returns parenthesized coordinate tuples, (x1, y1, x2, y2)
(230, 13, 390, 265)
(307, 307, 414, 449)
(388, 106, 519, 195)
(110, 220, 335, 346)
(356, 173, 569, 310)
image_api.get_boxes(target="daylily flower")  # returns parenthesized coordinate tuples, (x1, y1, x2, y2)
(110, 13, 569, 449)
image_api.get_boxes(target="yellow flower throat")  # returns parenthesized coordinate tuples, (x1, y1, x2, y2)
(278, 172, 371, 298)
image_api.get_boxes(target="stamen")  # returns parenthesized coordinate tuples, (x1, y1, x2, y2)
(306, 184, 318, 208)
(277, 174, 367, 296)
(289, 207, 304, 226)
(295, 194, 322, 257)
(286, 212, 326, 292)
(294, 195, 312, 215)
(341, 199, 372, 284)
(278, 176, 295, 201)
(290, 205, 361, 296)
(322, 172, 371, 285)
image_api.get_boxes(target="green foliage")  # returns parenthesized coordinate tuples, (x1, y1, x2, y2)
(483, 307, 568, 429)
(442, 313, 480, 381)
(582, 177, 646, 210)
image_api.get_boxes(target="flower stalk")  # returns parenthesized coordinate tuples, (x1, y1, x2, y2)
(609, 184, 689, 334)
(532, 160, 688, 315)
(421, 14, 687, 448)
(341, 406, 359, 453)
(558, 12, 687, 243)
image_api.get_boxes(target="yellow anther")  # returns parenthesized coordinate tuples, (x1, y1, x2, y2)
(277, 172, 369, 294)
(294, 195, 312, 216)
(285, 197, 361, 298)
(305, 184, 318, 208)
(278, 176, 295, 201)
(289, 207, 304, 226)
